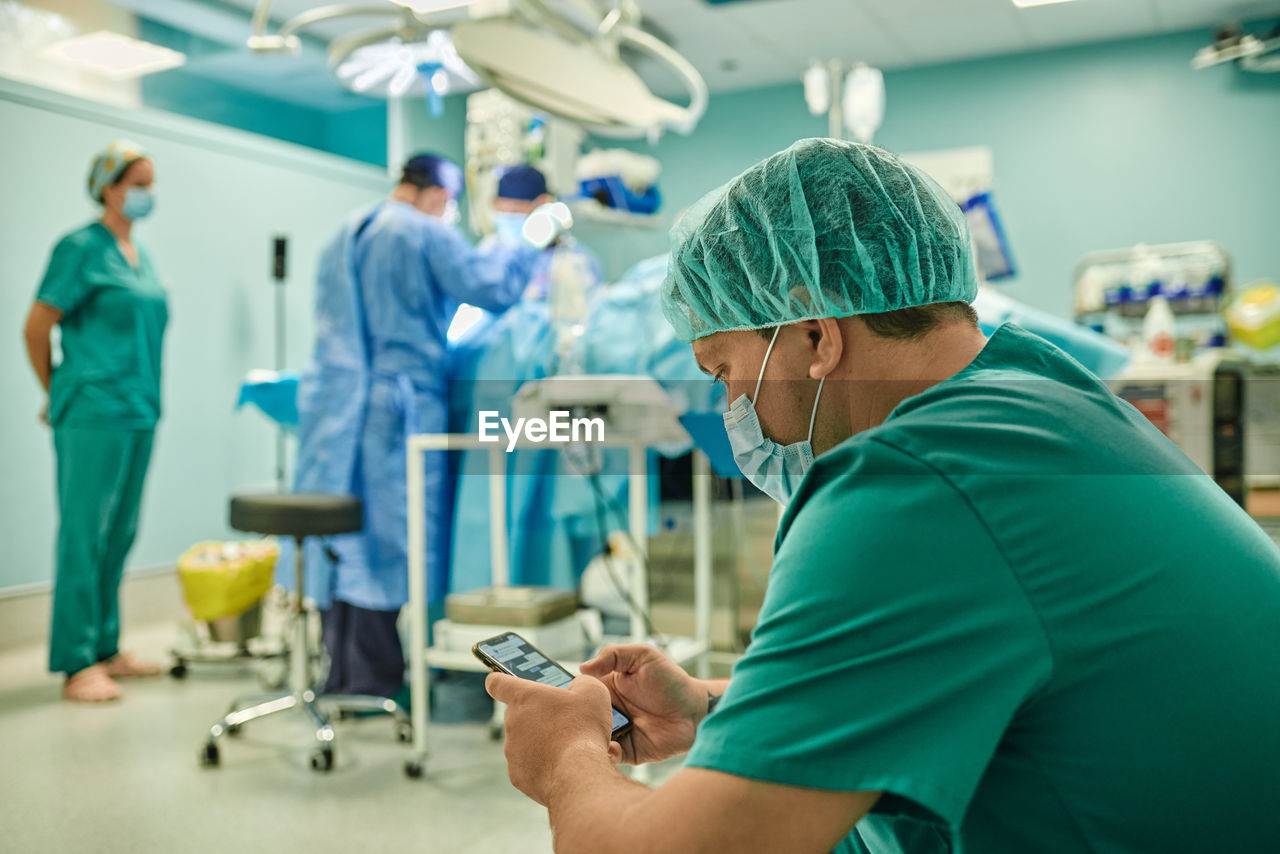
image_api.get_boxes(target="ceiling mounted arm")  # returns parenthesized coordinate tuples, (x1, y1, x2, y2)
(604, 22, 707, 136)
(247, 0, 415, 54)
(451, 0, 708, 140)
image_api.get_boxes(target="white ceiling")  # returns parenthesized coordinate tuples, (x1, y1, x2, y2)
(140, 0, 1279, 108)
(631, 0, 1280, 92)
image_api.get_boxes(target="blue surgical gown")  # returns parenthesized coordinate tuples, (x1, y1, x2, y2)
(447, 253, 721, 595)
(285, 200, 537, 610)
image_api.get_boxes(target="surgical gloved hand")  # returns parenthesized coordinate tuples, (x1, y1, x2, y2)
(578, 644, 709, 764)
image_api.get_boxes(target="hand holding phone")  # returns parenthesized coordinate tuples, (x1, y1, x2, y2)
(579, 644, 710, 764)
(474, 631, 633, 740)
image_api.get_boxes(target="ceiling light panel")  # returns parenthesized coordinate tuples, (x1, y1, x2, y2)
(42, 31, 186, 79)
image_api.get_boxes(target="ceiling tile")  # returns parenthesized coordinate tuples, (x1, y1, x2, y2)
(1012, 0, 1158, 47)
(858, 0, 1014, 23)
(722, 0, 916, 66)
(165, 0, 1255, 111)
(872, 7, 1037, 65)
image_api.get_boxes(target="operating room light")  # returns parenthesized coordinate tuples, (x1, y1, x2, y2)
(1010, 0, 1078, 7)
(42, 31, 186, 79)
(333, 30, 477, 98)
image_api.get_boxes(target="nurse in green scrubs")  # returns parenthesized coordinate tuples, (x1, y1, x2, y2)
(23, 140, 169, 703)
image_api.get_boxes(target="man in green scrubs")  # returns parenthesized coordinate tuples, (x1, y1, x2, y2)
(24, 141, 169, 702)
(483, 140, 1280, 852)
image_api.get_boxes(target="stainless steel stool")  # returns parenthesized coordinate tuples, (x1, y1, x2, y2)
(199, 493, 411, 772)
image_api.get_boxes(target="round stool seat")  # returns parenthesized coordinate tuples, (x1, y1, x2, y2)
(229, 493, 363, 538)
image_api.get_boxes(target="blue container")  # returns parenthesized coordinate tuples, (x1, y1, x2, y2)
(578, 175, 662, 215)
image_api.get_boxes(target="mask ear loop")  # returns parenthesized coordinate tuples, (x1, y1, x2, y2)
(753, 326, 782, 403)
(806, 377, 825, 443)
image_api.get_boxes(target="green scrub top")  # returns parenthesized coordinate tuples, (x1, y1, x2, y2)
(36, 222, 169, 429)
(687, 324, 1280, 853)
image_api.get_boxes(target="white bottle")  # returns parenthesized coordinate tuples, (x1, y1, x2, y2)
(1143, 295, 1176, 363)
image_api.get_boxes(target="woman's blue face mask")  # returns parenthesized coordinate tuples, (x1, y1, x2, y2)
(722, 326, 824, 505)
(122, 188, 154, 221)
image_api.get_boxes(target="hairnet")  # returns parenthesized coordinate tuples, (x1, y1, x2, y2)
(87, 139, 147, 203)
(661, 138, 978, 342)
(496, 164, 548, 201)
(402, 153, 464, 199)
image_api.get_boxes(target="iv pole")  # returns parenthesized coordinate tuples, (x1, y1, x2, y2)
(272, 236, 288, 493)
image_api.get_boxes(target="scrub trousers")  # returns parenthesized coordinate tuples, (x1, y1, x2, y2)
(321, 599, 404, 698)
(49, 427, 154, 676)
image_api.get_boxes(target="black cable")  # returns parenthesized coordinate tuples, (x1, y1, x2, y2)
(582, 460, 686, 603)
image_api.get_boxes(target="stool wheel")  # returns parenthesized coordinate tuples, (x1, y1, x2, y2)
(170, 662, 188, 679)
(200, 741, 220, 768)
(310, 746, 334, 772)
(404, 759, 425, 779)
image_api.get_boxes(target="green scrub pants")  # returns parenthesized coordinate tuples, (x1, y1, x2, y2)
(50, 427, 154, 675)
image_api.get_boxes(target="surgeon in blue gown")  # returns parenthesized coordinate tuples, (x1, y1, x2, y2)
(447, 165, 604, 593)
(291, 153, 539, 699)
(448, 252, 719, 595)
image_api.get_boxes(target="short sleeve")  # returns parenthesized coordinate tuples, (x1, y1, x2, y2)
(35, 235, 90, 314)
(686, 437, 1052, 833)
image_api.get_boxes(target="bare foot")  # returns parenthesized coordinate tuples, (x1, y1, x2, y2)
(103, 651, 163, 678)
(64, 664, 122, 702)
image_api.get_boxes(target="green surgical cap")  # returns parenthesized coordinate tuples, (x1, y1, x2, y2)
(88, 139, 147, 203)
(662, 138, 978, 342)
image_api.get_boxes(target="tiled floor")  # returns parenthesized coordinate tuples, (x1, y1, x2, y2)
(0, 622, 560, 854)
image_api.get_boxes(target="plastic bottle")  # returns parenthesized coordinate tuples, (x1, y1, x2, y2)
(548, 245, 592, 376)
(1143, 295, 1176, 363)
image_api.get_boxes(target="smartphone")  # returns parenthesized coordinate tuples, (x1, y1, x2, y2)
(473, 631, 633, 740)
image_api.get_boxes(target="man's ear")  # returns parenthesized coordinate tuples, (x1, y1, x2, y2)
(810, 317, 843, 380)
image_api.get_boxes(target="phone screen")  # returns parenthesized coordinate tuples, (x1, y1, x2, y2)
(475, 632, 631, 737)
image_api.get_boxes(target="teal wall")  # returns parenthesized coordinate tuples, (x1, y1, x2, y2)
(142, 68, 390, 167)
(0, 78, 390, 592)
(405, 94, 469, 166)
(584, 29, 1280, 317)
(141, 69, 326, 151)
(136, 18, 389, 167)
(324, 104, 389, 168)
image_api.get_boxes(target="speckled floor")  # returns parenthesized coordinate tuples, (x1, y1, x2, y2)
(0, 622, 555, 854)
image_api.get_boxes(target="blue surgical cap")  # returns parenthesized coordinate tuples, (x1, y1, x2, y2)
(402, 153, 464, 199)
(496, 164, 548, 202)
(662, 138, 978, 342)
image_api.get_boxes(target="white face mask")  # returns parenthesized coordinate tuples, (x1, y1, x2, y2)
(441, 198, 460, 226)
(492, 212, 528, 246)
(722, 326, 824, 505)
